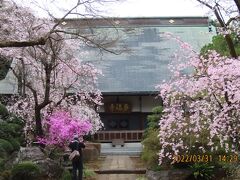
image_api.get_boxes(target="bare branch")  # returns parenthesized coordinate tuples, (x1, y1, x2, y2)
(226, 16, 240, 26)
(53, 29, 125, 55)
(196, 0, 213, 9)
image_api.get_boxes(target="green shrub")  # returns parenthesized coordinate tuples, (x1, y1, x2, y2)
(0, 158, 5, 171)
(0, 104, 9, 118)
(8, 138, 20, 151)
(0, 146, 7, 159)
(0, 122, 24, 142)
(60, 170, 71, 180)
(4, 123, 21, 136)
(0, 139, 13, 154)
(217, 161, 238, 178)
(0, 116, 25, 147)
(189, 163, 215, 180)
(8, 123, 22, 133)
(141, 106, 163, 170)
(6, 116, 25, 127)
(0, 130, 8, 140)
(0, 123, 15, 139)
(148, 106, 163, 124)
(144, 106, 163, 138)
(11, 162, 40, 180)
(151, 165, 163, 172)
(141, 129, 160, 169)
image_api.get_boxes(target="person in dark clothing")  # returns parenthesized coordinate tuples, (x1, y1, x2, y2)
(68, 135, 85, 180)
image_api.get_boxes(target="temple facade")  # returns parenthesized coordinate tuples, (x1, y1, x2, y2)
(62, 17, 215, 142)
(0, 17, 215, 142)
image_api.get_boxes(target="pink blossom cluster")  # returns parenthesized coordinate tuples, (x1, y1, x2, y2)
(38, 111, 92, 146)
(157, 35, 240, 165)
(0, 1, 55, 57)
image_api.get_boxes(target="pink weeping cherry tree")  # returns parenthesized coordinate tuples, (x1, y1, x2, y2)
(157, 33, 240, 165)
(1, 1, 104, 145)
(6, 33, 104, 144)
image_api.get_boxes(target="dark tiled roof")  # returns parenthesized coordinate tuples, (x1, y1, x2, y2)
(64, 17, 215, 93)
(63, 17, 209, 28)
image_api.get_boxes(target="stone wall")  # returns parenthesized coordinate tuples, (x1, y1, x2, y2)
(82, 142, 101, 161)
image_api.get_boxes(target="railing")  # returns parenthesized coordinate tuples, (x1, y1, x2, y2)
(93, 130, 144, 142)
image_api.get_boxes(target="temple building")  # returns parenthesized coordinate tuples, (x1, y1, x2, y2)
(62, 17, 215, 142)
(0, 17, 215, 143)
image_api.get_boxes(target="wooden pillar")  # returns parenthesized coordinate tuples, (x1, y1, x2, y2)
(139, 96, 142, 112)
(139, 96, 143, 130)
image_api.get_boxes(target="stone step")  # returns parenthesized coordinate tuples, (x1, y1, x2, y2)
(100, 142, 142, 155)
(95, 169, 146, 174)
(101, 151, 141, 156)
(64, 166, 146, 175)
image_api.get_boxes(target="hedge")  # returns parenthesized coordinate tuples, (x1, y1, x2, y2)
(0, 139, 14, 154)
(11, 162, 40, 180)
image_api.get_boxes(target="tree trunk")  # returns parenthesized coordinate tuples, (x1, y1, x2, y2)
(225, 34, 238, 58)
(35, 107, 43, 137)
(196, 0, 238, 58)
(214, 9, 238, 58)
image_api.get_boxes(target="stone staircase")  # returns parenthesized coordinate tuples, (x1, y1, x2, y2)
(100, 142, 143, 156)
(95, 155, 146, 180)
(61, 142, 144, 179)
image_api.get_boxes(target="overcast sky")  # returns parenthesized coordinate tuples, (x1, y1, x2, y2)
(18, 0, 212, 18)
(102, 0, 210, 17)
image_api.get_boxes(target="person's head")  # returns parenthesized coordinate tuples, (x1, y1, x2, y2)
(73, 134, 78, 140)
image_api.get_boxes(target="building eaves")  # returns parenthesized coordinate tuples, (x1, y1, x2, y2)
(60, 16, 210, 29)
